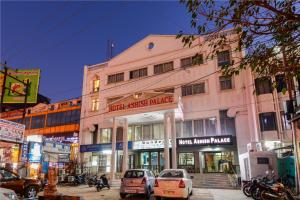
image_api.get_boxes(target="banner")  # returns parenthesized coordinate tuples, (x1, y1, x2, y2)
(2, 69, 40, 103)
(0, 119, 25, 143)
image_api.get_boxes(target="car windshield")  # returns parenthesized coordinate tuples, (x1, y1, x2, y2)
(124, 170, 144, 178)
(159, 170, 184, 178)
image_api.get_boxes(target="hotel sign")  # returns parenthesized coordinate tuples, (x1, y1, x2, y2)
(177, 135, 233, 147)
(132, 139, 172, 150)
(108, 94, 174, 112)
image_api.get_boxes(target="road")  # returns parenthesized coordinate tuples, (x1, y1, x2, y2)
(52, 185, 249, 200)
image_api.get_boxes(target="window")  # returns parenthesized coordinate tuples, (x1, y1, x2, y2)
(183, 120, 193, 137)
(100, 128, 111, 143)
(116, 127, 123, 142)
(128, 126, 134, 141)
(194, 119, 204, 136)
(30, 115, 45, 129)
(13, 117, 31, 129)
(275, 74, 287, 93)
(255, 77, 272, 95)
(281, 111, 291, 130)
(154, 61, 174, 74)
(219, 76, 233, 90)
(176, 122, 182, 137)
(205, 118, 217, 136)
(91, 98, 99, 111)
(107, 72, 124, 84)
(217, 50, 230, 67)
(220, 110, 236, 135)
(129, 68, 148, 79)
(182, 82, 205, 96)
(153, 123, 164, 139)
(135, 126, 142, 141)
(259, 112, 277, 131)
(93, 79, 100, 92)
(181, 54, 204, 68)
(178, 153, 195, 166)
(160, 170, 183, 178)
(124, 170, 144, 178)
(142, 125, 152, 140)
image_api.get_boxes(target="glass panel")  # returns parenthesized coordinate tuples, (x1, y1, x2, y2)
(135, 126, 142, 141)
(205, 118, 216, 136)
(176, 122, 182, 137)
(151, 152, 158, 166)
(143, 125, 151, 140)
(183, 120, 193, 137)
(178, 153, 195, 165)
(140, 152, 149, 167)
(194, 119, 204, 136)
(153, 123, 163, 139)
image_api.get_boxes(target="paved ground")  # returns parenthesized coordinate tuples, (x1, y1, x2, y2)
(51, 185, 249, 200)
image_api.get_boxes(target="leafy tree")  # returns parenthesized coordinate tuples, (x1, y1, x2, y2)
(178, 0, 300, 97)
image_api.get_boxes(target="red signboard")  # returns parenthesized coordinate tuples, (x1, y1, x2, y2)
(109, 95, 174, 112)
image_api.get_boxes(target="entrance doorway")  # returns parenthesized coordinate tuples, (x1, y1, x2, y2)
(204, 152, 234, 173)
(139, 151, 164, 173)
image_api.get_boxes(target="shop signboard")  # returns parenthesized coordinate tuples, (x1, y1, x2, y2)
(43, 141, 71, 154)
(132, 139, 172, 150)
(80, 142, 133, 153)
(0, 119, 25, 143)
(28, 142, 42, 163)
(177, 135, 233, 147)
(21, 141, 28, 162)
(58, 154, 70, 163)
(2, 68, 40, 103)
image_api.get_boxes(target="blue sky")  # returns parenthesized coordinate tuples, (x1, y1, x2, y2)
(1, 1, 194, 102)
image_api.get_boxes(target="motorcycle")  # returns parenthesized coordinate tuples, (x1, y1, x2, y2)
(260, 182, 295, 200)
(242, 176, 263, 197)
(95, 174, 110, 192)
(87, 175, 98, 187)
(69, 173, 86, 186)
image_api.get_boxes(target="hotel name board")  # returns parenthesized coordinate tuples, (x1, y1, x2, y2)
(109, 95, 174, 112)
(177, 135, 233, 147)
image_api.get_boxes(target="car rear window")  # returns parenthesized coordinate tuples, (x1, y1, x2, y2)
(124, 170, 144, 178)
(159, 170, 184, 178)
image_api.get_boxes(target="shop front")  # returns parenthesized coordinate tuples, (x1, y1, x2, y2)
(177, 135, 239, 173)
(80, 141, 132, 174)
(0, 119, 25, 172)
(131, 139, 172, 173)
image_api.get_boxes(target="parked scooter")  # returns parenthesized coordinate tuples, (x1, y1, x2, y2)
(70, 173, 86, 186)
(95, 174, 110, 192)
(87, 175, 98, 187)
(260, 182, 295, 200)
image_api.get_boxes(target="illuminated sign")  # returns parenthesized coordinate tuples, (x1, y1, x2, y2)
(80, 141, 133, 153)
(132, 139, 172, 150)
(28, 142, 42, 163)
(177, 135, 233, 147)
(0, 119, 24, 143)
(108, 94, 174, 112)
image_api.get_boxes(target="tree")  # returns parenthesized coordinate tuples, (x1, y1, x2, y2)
(178, 0, 300, 94)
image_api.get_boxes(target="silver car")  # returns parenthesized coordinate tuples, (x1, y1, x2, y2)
(120, 169, 155, 199)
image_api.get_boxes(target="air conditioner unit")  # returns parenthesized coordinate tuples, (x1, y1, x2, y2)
(247, 142, 262, 152)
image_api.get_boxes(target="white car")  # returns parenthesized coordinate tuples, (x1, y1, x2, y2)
(0, 187, 18, 200)
(154, 169, 193, 200)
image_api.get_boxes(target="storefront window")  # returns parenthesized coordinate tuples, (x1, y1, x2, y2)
(100, 128, 111, 143)
(135, 126, 142, 141)
(140, 152, 149, 167)
(178, 153, 195, 166)
(31, 115, 45, 129)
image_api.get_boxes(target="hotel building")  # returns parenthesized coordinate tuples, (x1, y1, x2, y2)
(79, 32, 293, 179)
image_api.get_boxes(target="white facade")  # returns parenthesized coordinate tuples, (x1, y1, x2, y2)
(79, 33, 293, 179)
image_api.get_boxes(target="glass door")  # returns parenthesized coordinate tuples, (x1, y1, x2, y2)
(150, 152, 158, 172)
(140, 152, 149, 169)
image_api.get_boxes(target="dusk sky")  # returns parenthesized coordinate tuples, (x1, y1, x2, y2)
(1, 1, 194, 103)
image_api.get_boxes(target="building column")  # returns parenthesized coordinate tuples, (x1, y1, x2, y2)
(170, 111, 177, 169)
(110, 118, 117, 180)
(122, 119, 128, 174)
(164, 113, 170, 169)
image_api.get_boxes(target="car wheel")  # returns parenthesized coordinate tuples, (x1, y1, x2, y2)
(120, 193, 126, 199)
(24, 186, 37, 198)
(190, 189, 193, 196)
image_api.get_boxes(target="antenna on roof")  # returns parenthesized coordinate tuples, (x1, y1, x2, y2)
(106, 40, 114, 60)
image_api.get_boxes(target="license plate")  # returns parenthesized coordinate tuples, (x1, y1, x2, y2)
(164, 190, 175, 194)
(125, 189, 136, 193)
